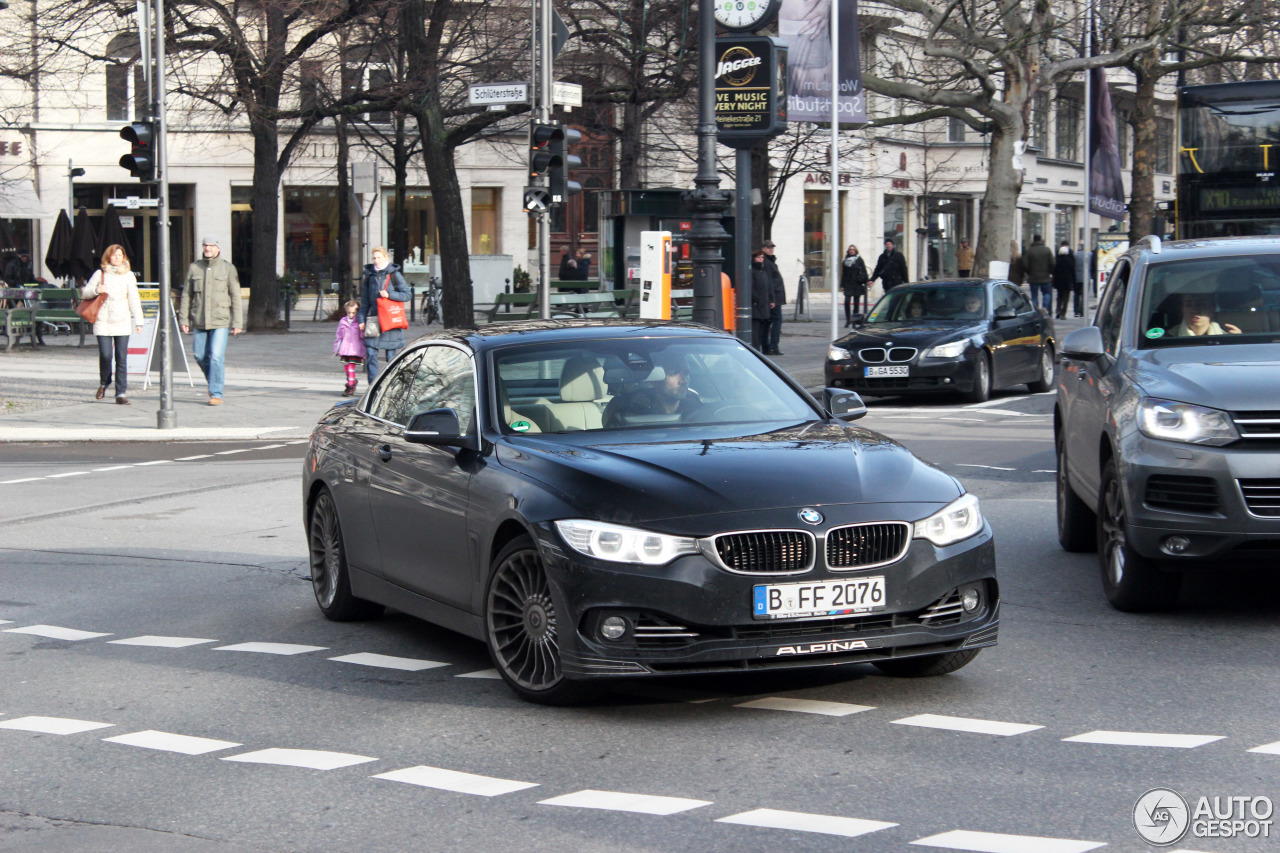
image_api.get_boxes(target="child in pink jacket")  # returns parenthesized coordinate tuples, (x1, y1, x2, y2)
(333, 300, 366, 396)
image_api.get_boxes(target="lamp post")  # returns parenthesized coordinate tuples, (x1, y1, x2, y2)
(67, 161, 85, 214)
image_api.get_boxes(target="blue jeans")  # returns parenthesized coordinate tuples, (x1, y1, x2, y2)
(193, 327, 229, 399)
(365, 344, 401, 383)
(97, 334, 129, 397)
(1029, 282, 1052, 312)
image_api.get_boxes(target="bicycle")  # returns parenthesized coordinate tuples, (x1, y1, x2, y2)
(420, 276, 442, 325)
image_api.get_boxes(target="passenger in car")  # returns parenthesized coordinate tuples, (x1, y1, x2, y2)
(906, 296, 927, 319)
(956, 292, 984, 318)
(1169, 293, 1242, 337)
(602, 352, 702, 427)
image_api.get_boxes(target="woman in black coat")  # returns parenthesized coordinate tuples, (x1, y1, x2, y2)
(750, 250, 772, 351)
(1051, 242, 1077, 320)
(839, 244, 869, 326)
(358, 246, 412, 383)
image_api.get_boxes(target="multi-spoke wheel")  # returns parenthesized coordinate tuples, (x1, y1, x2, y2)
(485, 535, 595, 705)
(308, 488, 382, 621)
(1097, 459, 1181, 612)
(873, 648, 981, 677)
(1027, 343, 1055, 393)
(965, 352, 991, 403)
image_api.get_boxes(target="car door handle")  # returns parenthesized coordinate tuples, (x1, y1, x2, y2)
(378, 444, 393, 463)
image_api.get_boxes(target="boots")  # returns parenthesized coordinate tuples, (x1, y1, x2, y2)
(343, 380, 357, 397)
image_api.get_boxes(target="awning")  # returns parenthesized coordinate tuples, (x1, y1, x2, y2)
(1017, 200, 1057, 214)
(0, 180, 57, 219)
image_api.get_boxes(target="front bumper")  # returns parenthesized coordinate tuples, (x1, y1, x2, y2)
(534, 523, 998, 679)
(825, 354, 976, 395)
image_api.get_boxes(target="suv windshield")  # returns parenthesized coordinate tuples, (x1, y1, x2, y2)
(1140, 253, 1280, 347)
(866, 286, 985, 323)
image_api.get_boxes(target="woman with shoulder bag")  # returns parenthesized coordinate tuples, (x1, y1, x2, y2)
(82, 244, 144, 404)
(359, 246, 412, 383)
(839, 245, 869, 326)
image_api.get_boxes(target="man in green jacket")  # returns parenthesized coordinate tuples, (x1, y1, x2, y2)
(1022, 234, 1055, 314)
(179, 235, 243, 406)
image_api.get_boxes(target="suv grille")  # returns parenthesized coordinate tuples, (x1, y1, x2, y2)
(1144, 475, 1219, 514)
(1232, 411, 1280, 440)
(1239, 479, 1280, 517)
(826, 523, 911, 569)
(713, 531, 814, 574)
(858, 347, 918, 363)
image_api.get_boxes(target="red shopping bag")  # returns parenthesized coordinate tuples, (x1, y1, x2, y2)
(376, 274, 409, 331)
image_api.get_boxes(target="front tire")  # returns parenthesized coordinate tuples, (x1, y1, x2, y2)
(1056, 434, 1096, 552)
(1027, 343, 1055, 393)
(308, 489, 383, 621)
(485, 535, 597, 705)
(1097, 460, 1181, 611)
(873, 648, 980, 677)
(965, 352, 991, 403)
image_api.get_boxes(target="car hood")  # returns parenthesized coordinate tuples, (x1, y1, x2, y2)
(497, 422, 963, 525)
(836, 321, 975, 349)
(1129, 344, 1280, 411)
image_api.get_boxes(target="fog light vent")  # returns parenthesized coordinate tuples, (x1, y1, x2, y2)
(1162, 535, 1191, 555)
(600, 615, 629, 641)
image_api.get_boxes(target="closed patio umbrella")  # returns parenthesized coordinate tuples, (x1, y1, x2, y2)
(44, 210, 74, 279)
(96, 204, 134, 266)
(69, 207, 98, 282)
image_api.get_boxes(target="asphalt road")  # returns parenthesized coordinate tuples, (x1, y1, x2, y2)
(3, 395, 1278, 853)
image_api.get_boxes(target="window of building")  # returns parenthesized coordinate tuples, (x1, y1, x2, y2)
(948, 115, 966, 142)
(470, 188, 501, 255)
(1156, 117, 1174, 173)
(365, 67, 394, 124)
(1032, 93, 1049, 151)
(385, 190, 438, 261)
(1056, 98, 1080, 161)
(1116, 108, 1131, 167)
(105, 33, 146, 122)
(284, 186, 341, 288)
(299, 61, 325, 116)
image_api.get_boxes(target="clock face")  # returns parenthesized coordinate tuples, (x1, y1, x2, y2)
(715, 0, 777, 32)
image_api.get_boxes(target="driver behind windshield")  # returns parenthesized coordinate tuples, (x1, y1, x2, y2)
(957, 291, 984, 317)
(602, 352, 702, 427)
(905, 296, 927, 319)
(1169, 292, 1242, 337)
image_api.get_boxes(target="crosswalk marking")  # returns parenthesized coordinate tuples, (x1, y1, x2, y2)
(736, 697, 875, 717)
(213, 642, 327, 655)
(103, 730, 241, 755)
(892, 714, 1043, 737)
(716, 808, 897, 837)
(911, 829, 1106, 852)
(456, 669, 502, 679)
(1063, 730, 1224, 749)
(538, 789, 713, 815)
(328, 652, 449, 671)
(1247, 740, 1280, 755)
(109, 635, 217, 648)
(373, 765, 538, 796)
(222, 748, 377, 770)
(0, 716, 114, 735)
(4, 624, 111, 641)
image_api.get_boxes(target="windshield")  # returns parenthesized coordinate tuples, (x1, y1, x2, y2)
(866, 286, 986, 323)
(491, 337, 818, 434)
(1139, 253, 1280, 347)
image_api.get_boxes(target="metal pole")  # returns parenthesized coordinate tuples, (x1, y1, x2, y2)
(828, 0, 840, 340)
(1082, 0, 1094, 297)
(538, 0, 552, 320)
(155, 0, 174, 429)
(686, 0, 731, 327)
(67, 160, 74, 215)
(735, 147, 752, 342)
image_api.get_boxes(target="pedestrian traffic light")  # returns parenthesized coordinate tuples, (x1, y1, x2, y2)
(549, 127, 582, 205)
(529, 122, 561, 180)
(119, 121, 156, 182)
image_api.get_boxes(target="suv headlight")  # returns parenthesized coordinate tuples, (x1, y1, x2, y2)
(913, 493, 983, 546)
(828, 344, 852, 361)
(925, 340, 968, 359)
(1138, 398, 1239, 446)
(555, 520, 698, 565)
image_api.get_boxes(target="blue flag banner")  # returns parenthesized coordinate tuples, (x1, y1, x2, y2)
(778, 0, 865, 125)
(1089, 66, 1126, 220)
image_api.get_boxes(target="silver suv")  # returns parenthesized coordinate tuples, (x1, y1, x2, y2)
(1055, 236, 1280, 611)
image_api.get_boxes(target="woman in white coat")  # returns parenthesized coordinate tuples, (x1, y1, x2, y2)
(82, 244, 144, 404)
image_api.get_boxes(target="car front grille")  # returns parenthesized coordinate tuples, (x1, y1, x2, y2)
(826, 523, 911, 569)
(1239, 479, 1280, 517)
(713, 531, 814, 575)
(632, 614, 700, 649)
(1232, 411, 1280, 441)
(915, 590, 965, 626)
(1144, 474, 1220, 514)
(858, 347, 918, 363)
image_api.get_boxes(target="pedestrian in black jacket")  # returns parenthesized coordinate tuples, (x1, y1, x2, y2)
(760, 240, 786, 355)
(870, 238, 909, 292)
(750, 249, 772, 351)
(1051, 241, 1076, 319)
(839, 244, 869, 325)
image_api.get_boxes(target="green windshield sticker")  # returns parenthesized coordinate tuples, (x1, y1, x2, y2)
(511, 420, 532, 432)
(1145, 327, 1165, 339)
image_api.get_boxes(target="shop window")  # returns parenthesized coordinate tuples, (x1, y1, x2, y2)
(284, 187, 340, 288)
(471, 188, 501, 255)
(385, 191, 437, 262)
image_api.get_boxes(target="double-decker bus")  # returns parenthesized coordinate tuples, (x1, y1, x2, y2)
(1177, 81, 1280, 238)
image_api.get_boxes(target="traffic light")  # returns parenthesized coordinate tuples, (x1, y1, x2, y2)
(548, 127, 582, 205)
(119, 121, 156, 182)
(529, 122, 561, 180)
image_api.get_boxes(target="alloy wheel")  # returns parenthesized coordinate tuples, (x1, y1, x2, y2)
(487, 545, 562, 691)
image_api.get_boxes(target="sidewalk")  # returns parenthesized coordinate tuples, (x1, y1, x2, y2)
(0, 298, 1090, 443)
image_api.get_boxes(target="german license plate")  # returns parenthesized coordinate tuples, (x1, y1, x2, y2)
(753, 577, 887, 619)
(865, 365, 908, 377)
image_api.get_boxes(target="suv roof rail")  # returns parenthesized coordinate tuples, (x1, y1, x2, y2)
(1135, 234, 1162, 255)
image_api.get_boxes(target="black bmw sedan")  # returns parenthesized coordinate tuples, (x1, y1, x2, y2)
(825, 279, 1057, 402)
(303, 320, 998, 704)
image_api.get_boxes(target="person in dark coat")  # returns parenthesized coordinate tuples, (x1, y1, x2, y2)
(761, 240, 786, 355)
(1023, 234, 1056, 313)
(839, 244, 869, 326)
(558, 248, 576, 280)
(358, 246, 412, 383)
(749, 249, 772, 350)
(870, 238, 909, 293)
(3, 251, 34, 286)
(1051, 241, 1077, 319)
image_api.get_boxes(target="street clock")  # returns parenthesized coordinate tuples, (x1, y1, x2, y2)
(714, 0, 781, 33)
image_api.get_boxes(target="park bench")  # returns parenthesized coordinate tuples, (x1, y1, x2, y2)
(0, 287, 89, 351)
(481, 289, 639, 324)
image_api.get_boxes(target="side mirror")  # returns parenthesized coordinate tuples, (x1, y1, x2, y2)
(404, 408, 477, 449)
(1061, 326, 1105, 361)
(994, 305, 1017, 321)
(823, 388, 867, 421)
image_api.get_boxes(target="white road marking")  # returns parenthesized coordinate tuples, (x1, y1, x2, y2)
(373, 765, 539, 796)
(103, 730, 241, 755)
(329, 652, 449, 671)
(256, 444, 287, 450)
(286, 439, 308, 445)
(892, 714, 1043, 737)
(92, 465, 135, 471)
(736, 697, 874, 717)
(1063, 730, 1224, 748)
(1032, 469, 1056, 474)
(213, 642, 327, 655)
(1247, 740, 1280, 755)
(955, 464, 1016, 471)
(911, 829, 1106, 852)
(4, 625, 111, 641)
(222, 748, 377, 770)
(0, 477, 44, 483)
(213, 449, 253, 455)
(0, 716, 114, 735)
(538, 789, 712, 815)
(716, 808, 897, 837)
(135, 460, 173, 466)
(109, 635, 217, 648)
(940, 418, 985, 423)
(456, 669, 502, 679)
(0, 619, 11, 624)
(175, 455, 213, 461)
(47, 471, 89, 478)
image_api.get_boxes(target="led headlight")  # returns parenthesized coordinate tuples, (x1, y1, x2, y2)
(925, 340, 968, 359)
(828, 344, 853, 361)
(913, 493, 983, 546)
(554, 520, 698, 566)
(1138, 398, 1239, 446)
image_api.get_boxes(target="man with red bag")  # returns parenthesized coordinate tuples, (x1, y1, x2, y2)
(358, 246, 412, 383)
